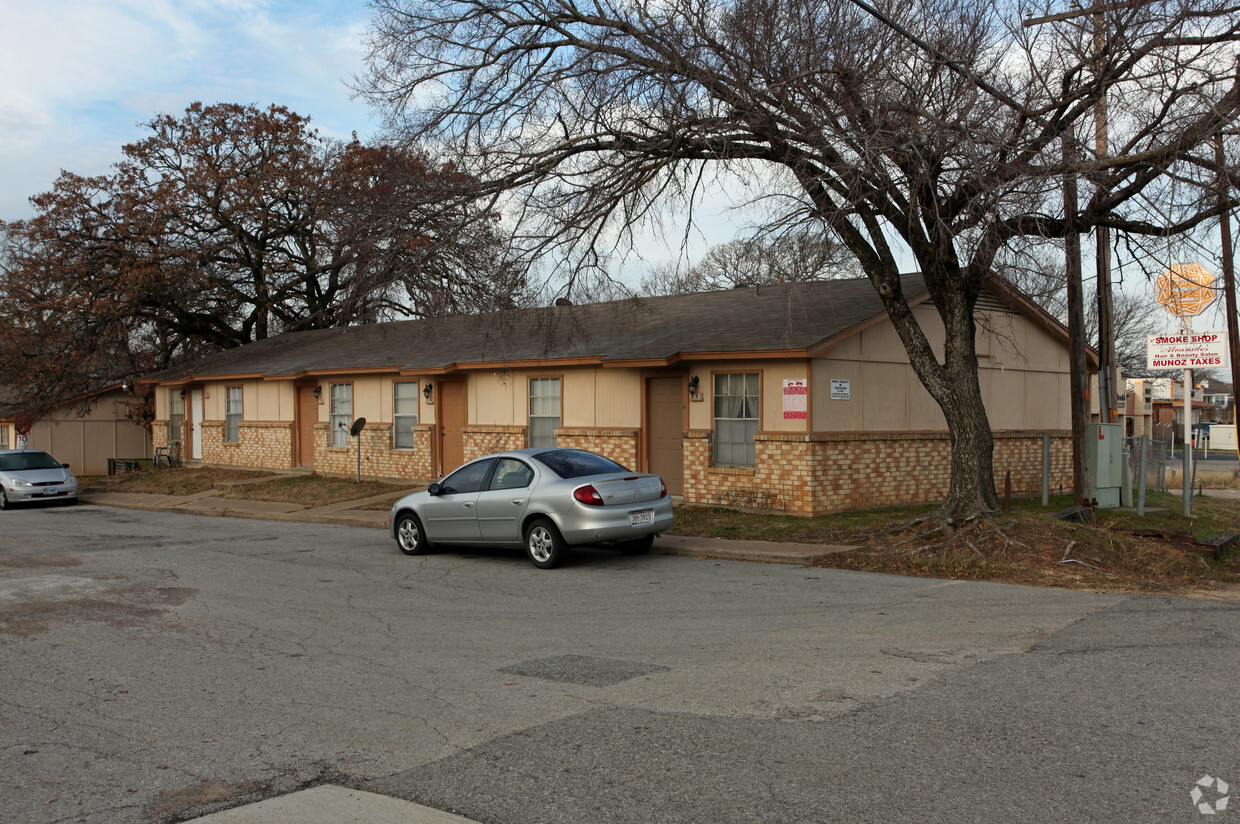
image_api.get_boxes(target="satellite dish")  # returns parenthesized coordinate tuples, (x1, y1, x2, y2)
(349, 417, 367, 437)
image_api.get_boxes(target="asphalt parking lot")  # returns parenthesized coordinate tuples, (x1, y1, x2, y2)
(1, 503, 1238, 823)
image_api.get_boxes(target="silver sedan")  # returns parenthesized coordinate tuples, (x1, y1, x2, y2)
(0, 449, 80, 509)
(388, 448, 674, 568)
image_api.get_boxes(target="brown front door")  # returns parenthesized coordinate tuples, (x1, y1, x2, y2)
(439, 381, 466, 475)
(647, 376, 685, 495)
(297, 385, 318, 468)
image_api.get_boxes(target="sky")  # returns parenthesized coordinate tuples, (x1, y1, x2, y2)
(0, 0, 378, 222)
(0, 0, 1232, 357)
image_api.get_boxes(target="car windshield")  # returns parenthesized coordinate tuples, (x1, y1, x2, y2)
(533, 450, 626, 479)
(0, 452, 63, 472)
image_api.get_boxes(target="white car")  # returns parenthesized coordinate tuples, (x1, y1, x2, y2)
(0, 449, 80, 509)
(389, 448, 674, 568)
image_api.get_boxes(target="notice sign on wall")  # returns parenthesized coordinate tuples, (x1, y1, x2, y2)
(830, 379, 851, 401)
(783, 379, 808, 419)
(1146, 332, 1230, 370)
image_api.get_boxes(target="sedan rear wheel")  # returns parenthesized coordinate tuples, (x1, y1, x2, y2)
(0, 489, 9, 510)
(395, 512, 430, 556)
(525, 518, 566, 569)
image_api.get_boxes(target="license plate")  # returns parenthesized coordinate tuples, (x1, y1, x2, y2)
(43, 487, 59, 496)
(629, 510, 653, 526)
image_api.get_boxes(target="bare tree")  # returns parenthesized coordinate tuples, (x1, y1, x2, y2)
(360, 0, 1240, 521)
(641, 230, 859, 295)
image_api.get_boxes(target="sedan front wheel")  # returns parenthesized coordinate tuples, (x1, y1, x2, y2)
(395, 512, 430, 556)
(525, 518, 566, 569)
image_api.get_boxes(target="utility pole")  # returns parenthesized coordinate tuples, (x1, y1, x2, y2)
(1219, 131, 1240, 460)
(1064, 137, 1092, 507)
(1026, 1, 1121, 425)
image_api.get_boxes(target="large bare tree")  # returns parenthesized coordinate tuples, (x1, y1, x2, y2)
(360, 0, 1240, 520)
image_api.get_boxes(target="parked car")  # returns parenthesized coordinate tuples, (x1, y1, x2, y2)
(0, 449, 80, 509)
(389, 448, 674, 568)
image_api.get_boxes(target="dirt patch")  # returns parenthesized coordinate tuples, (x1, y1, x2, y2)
(217, 474, 411, 506)
(149, 763, 343, 822)
(95, 468, 269, 496)
(0, 554, 83, 569)
(0, 584, 197, 637)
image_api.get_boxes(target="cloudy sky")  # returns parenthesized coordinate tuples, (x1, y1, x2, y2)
(0, 0, 377, 222)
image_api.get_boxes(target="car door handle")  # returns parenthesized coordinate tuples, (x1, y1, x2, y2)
(511, 499, 524, 505)
(463, 502, 474, 508)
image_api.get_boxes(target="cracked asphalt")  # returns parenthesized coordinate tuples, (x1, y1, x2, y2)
(1, 503, 1237, 823)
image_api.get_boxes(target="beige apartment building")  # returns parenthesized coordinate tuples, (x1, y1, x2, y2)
(144, 276, 1081, 515)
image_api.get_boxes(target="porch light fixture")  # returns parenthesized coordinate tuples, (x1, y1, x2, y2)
(423, 383, 434, 403)
(313, 384, 322, 400)
(179, 389, 186, 400)
(688, 375, 703, 400)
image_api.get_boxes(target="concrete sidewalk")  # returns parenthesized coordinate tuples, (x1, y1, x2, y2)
(80, 487, 856, 565)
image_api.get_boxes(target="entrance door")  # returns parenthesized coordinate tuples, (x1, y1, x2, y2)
(439, 381, 466, 475)
(646, 376, 685, 495)
(297, 384, 318, 468)
(190, 389, 204, 460)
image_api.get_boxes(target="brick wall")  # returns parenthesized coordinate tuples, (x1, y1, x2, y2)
(463, 425, 528, 461)
(683, 430, 1073, 515)
(201, 421, 295, 470)
(555, 428, 639, 469)
(314, 422, 435, 481)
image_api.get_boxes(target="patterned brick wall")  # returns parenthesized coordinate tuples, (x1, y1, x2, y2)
(683, 430, 1073, 515)
(555, 428, 640, 469)
(200, 421, 295, 470)
(463, 425, 528, 461)
(314, 422, 435, 482)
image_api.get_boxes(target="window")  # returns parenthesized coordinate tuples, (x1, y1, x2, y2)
(713, 373, 760, 468)
(168, 390, 184, 446)
(529, 377, 561, 448)
(224, 387, 243, 443)
(489, 458, 534, 490)
(0, 426, 7, 449)
(330, 383, 352, 447)
(534, 449, 626, 478)
(393, 381, 419, 449)
(439, 458, 495, 494)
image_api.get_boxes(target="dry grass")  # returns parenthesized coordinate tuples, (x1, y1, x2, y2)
(216, 474, 412, 506)
(94, 468, 269, 496)
(671, 493, 1240, 595)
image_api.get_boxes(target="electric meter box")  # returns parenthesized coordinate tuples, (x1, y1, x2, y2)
(1089, 423, 1124, 508)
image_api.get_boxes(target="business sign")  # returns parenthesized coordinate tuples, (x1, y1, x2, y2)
(1146, 331, 1230, 370)
(830, 379, 851, 401)
(782, 379, 807, 419)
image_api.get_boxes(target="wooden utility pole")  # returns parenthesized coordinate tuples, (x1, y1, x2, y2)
(1219, 132, 1240, 457)
(1026, 1, 1120, 425)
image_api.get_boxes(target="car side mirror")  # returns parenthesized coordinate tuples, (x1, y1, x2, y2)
(61, 463, 70, 469)
(427, 482, 442, 496)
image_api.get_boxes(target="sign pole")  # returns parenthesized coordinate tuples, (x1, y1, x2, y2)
(1182, 318, 1193, 516)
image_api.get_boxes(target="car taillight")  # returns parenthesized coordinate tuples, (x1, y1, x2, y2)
(573, 485, 605, 506)
(660, 479, 668, 498)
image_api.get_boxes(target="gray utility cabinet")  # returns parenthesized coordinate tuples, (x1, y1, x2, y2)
(1090, 423, 1124, 508)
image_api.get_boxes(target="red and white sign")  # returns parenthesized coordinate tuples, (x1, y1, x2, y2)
(1146, 331, 1229, 370)
(782, 379, 807, 420)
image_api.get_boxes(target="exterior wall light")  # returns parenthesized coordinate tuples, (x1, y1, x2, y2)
(423, 383, 434, 403)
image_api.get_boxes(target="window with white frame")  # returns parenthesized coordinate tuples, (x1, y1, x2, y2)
(168, 390, 184, 446)
(0, 425, 7, 449)
(330, 383, 352, 447)
(224, 387, 243, 443)
(528, 377, 561, 449)
(712, 373, 760, 468)
(393, 381, 419, 449)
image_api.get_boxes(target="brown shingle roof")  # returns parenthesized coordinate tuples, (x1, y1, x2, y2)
(145, 275, 929, 382)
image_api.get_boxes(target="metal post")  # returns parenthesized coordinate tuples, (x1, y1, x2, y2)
(1136, 436, 1148, 516)
(1042, 434, 1051, 506)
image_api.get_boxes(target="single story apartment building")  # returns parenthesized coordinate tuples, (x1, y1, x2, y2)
(0, 384, 152, 476)
(143, 276, 1080, 514)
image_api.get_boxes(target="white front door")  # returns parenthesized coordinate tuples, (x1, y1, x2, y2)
(190, 389, 204, 460)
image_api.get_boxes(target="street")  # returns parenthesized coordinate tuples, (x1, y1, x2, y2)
(1, 504, 1237, 823)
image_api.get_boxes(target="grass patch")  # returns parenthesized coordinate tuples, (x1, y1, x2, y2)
(217, 474, 412, 506)
(670, 493, 1240, 594)
(96, 468, 269, 496)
